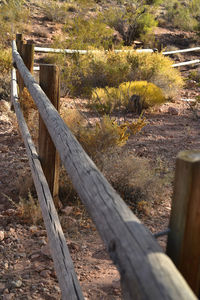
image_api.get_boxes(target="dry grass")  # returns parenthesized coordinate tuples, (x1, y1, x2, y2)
(101, 150, 168, 215)
(58, 142, 168, 216)
(5, 191, 43, 225)
(33, 26, 50, 38)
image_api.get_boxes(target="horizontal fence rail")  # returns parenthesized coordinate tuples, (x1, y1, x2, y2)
(172, 59, 200, 67)
(34, 46, 155, 54)
(33, 60, 200, 72)
(11, 67, 83, 300)
(12, 39, 197, 300)
(33, 46, 200, 69)
(34, 46, 200, 55)
(163, 47, 200, 55)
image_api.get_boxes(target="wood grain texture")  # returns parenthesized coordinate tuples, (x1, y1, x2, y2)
(167, 151, 200, 296)
(21, 42, 34, 74)
(16, 34, 24, 96)
(12, 40, 197, 300)
(11, 67, 84, 300)
(39, 64, 61, 209)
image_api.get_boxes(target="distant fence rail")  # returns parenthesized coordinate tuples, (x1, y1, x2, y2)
(11, 34, 200, 299)
(33, 45, 200, 69)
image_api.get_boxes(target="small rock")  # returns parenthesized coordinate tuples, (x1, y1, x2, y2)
(159, 107, 165, 113)
(41, 245, 51, 258)
(38, 230, 46, 237)
(4, 262, 8, 269)
(187, 79, 197, 88)
(65, 216, 77, 227)
(39, 238, 47, 246)
(0, 230, 4, 241)
(30, 225, 38, 234)
(54, 286, 60, 292)
(3, 209, 15, 216)
(40, 270, 51, 278)
(0, 281, 6, 289)
(22, 274, 30, 279)
(61, 206, 73, 216)
(9, 228, 15, 234)
(67, 241, 80, 251)
(112, 279, 120, 288)
(10, 279, 22, 288)
(168, 107, 179, 115)
(31, 253, 40, 260)
(18, 252, 26, 258)
(3, 288, 9, 294)
(33, 262, 43, 272)
(3, 293, 15, 300)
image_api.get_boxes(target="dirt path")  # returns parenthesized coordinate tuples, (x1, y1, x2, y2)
(0, 3, 200, 299)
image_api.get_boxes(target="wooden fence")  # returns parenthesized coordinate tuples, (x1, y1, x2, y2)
(11, 35, 200, 299)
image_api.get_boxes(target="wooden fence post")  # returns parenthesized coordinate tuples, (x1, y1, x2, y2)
(39, 64, 61, 209)
(21, 41, 34, 73)
(16, 34, 24, 96)
(16, 35, 34, 95)
(20, 41, 34, 93)
(167, 150, 200, 296)
(16, 33, 23, 53)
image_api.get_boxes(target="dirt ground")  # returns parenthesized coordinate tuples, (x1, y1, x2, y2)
(0, 1, 200, 299)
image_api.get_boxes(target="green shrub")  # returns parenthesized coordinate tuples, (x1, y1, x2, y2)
(41, 0, 77, 23)
(62, 16, 117, 50)
(164, 0, 200, 31)
(59, 108, 147, 205)
(101, 150, 165, 215)
(0, 47, 12, 73)
(0, 46, 11, 100)
(91, 81, 166, 114)
(100, 1, 158, 46)
(0, 0, 30, 47)
(126, 51, 183, 98)
(119, 80, 165, 108)
(0, 0, 29, 100)
(58, 50, 183, 98)
(62, 110, 129, 158)
(61, 108, 146, 160)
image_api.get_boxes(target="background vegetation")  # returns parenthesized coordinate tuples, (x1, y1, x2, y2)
(162, 0, 200, 31)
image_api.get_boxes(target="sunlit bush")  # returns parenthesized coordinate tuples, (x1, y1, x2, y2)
(58, 50, 183, 98)
(91, 81, 166, 113)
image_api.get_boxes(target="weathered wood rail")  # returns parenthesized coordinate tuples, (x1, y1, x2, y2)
(11, 67, 83, 300)
(12, 37, 198, 299)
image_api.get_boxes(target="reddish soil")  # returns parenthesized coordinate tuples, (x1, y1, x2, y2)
(0, 1, 200, 299)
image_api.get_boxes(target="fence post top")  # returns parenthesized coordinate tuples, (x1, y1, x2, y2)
(178, 150, 200, 162)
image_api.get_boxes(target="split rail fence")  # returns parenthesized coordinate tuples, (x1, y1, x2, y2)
(11, 34, 200, 299)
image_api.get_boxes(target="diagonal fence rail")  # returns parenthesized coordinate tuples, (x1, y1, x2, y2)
(11, 67, 84, 300)
(12, 39, 197, 299)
